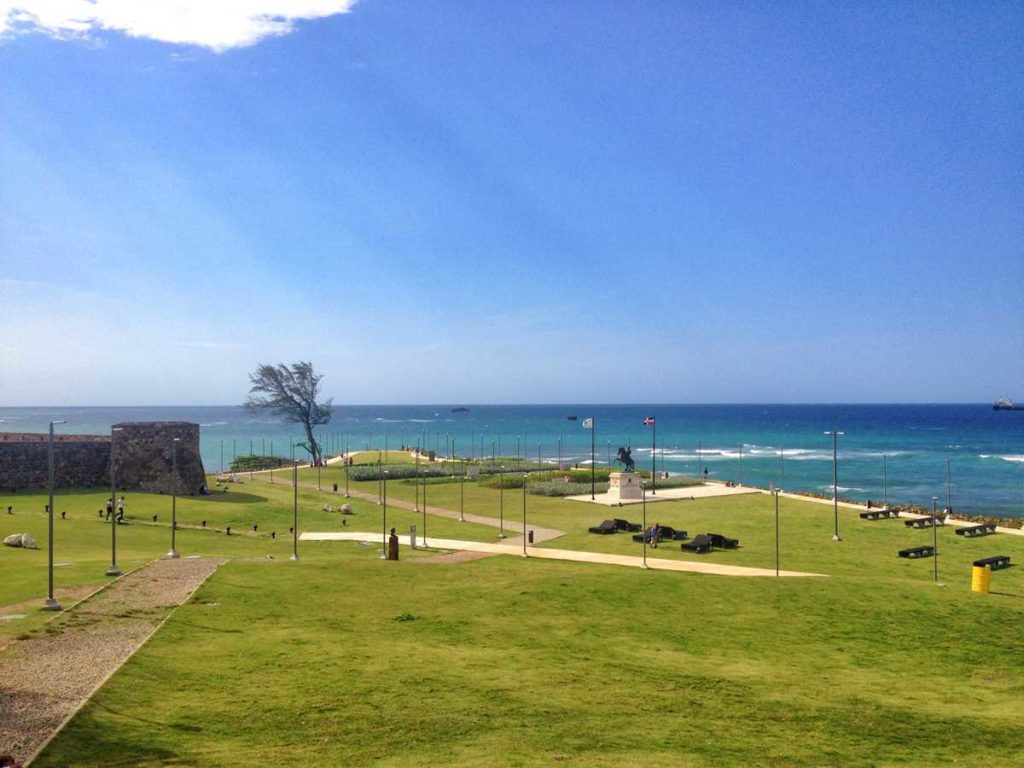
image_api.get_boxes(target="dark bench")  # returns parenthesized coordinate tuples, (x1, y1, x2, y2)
(860, 508, 899, 520)
(707, 532, 739, 549)
(682, 534, 715, 554)
(588, 519, 618, 535)
(973, 555, 1011, 570)
(905, 516, 944, 529)
(613, 518, 642, 533)
(899, 545, 934, 559)
(955, 524, 996, 537)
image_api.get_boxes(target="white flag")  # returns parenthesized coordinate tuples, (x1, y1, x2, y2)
(582, 417, 593, 429)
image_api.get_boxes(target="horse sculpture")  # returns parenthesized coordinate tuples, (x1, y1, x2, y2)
(615, 447, 635, 472)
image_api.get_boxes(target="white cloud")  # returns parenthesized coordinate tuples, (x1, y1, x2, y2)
(1, 0, 356, 52)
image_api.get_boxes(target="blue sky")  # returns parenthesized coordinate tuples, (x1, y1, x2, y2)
(1, 1, 1021, 405)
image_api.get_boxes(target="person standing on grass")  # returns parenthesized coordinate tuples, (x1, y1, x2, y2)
(650, 523, 660, 549)
(116, 496, 125, 521)
(106, 497, 113, 519)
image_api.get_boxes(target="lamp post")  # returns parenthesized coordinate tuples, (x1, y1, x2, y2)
(607, 440, 611, 469)
(459, 457, 466, 522)
(882, 454, 888, 509)
(44, 419, 66, 610)
(499, 465, 506, 538)
(377, 450, 382, 505)
(220, 439, 224, 474)
(946, 458, 952, 515)
(779, 446, 785, 488)
(344, 433, 350, 497)
(107, 426, 123, 576)
(738, 443, 743, 485)
(415, 437, 420, 512)
(558, 435, 562, 469)
(291, 460, 299, 561)
(773, 483, 781, 578)
(422, 469, 428, 548)
(522, 473, 528, 557)
(381, 470, 388, 559)
(166, 437, 181, 559)
(825, 430, 844, 541)
(932, 495, 940, 584)
(641, 487, 648, 569)
(537, 442, 541, 468)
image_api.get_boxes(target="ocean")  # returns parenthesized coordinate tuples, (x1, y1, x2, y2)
(1, 404, 1022, 517)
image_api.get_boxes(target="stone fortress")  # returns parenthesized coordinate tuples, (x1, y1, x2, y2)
(0, 422, 208, 495)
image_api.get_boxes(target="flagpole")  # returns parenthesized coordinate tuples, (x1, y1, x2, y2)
(651, 419, 657, 496)
(590, 417, 596, 500)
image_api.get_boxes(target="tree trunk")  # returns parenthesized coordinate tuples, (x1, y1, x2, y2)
(304, 423, 320, 466)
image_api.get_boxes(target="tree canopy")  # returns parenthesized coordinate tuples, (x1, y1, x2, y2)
(244, 362, 332, 464)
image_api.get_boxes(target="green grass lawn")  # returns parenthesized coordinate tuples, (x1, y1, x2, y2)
(0, 481, 497, 640)
(6, 476, 1024, 766)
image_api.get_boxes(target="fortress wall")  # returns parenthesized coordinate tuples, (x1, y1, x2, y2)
(0, 423, 207, 495)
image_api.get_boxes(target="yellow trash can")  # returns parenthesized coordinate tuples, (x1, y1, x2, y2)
(971, 565, 991, 594)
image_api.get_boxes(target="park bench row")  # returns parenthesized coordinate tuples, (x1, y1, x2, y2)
(897, 547, 1011, 570)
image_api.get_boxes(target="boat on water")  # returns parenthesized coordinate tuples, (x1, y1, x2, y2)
(450, 407, 470, 413)
(993, 397, 1024, 411)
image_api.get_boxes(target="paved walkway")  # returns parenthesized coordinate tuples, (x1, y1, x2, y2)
(566, 483, 759, 506)
(251, 472, 566, 545)
(0, 557, 223, 766)
(301, 531, 824, 578)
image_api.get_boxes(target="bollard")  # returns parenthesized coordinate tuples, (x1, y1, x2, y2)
(528, 530, 534, 544)
(409, 524, 417, 550)
(971, 565, 991, 594)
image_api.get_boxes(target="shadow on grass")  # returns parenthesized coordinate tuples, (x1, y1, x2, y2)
(188, 491, 268, 505)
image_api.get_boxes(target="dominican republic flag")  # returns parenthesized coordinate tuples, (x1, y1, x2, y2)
(643, 416, 655, 426)
(582, 417, 594, 429)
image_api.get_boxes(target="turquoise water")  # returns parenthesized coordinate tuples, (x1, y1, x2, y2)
(1, 404, 1022, 517)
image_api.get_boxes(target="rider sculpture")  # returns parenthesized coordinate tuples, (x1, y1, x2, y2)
(615, 447, 635, 472)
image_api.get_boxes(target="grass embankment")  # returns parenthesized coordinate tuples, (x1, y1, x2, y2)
(35, 551, 1024, 767)
(5, 473, 1024, 766)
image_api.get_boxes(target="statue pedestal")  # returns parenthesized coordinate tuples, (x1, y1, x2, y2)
(608, 472, 642, 502)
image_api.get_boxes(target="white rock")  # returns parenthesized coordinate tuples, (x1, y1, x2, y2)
(3, 533, 38, 548)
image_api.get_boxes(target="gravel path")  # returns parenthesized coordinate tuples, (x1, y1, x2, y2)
(0, 557, 223, 766)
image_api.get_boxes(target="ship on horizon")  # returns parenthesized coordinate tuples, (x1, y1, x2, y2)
(993, 397, 1024, 411)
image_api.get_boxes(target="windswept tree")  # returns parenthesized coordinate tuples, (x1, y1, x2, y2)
(245, 362, 332, 465)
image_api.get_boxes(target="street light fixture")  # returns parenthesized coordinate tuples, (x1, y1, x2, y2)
(498, 465, 506, 538)
(106, 426, 124, 577)
(522, 473, 528, 557)
(932, 495, 940, 584)
(381, 470, 389, 559)
(641, 487, 648, 569)
(382, 470, 389, 558)
(459, 457, 466, 523)
(882, 454, 888, 509)
(772, 483, 781, 577)
(44, 419, 66, 611)
(824, 429, 845, 541)
(422, 469, 429, 548)
(166, 437, 181, 559)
